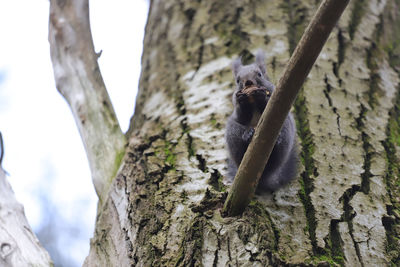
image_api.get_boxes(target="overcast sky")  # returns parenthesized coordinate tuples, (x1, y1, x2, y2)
(0, 0, 149, 265)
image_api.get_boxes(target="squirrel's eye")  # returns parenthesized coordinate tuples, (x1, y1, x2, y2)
(257, 72, 262, 77)
(236, 78, 240, 83)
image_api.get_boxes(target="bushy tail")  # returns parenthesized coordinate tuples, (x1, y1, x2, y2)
(257, 146, 299, 192)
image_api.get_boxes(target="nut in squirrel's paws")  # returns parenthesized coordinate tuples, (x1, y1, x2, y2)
(240, 86, 270, 103)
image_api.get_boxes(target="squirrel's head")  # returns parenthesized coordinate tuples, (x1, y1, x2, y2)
(232, 50, 274, 92)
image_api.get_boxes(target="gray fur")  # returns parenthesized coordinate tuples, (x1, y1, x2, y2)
(225, 51, 298, 192)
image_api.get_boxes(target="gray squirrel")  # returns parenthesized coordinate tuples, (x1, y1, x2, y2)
(225, 50, 298, 192)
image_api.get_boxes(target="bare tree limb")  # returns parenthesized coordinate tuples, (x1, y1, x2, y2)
(0, 132, 3, 166)
(223, 0, 350, 216)
(48, 0, 126, 201)
(0, 133, 53, 266)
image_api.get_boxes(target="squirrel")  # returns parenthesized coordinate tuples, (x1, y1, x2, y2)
(225, 50, 298, 192)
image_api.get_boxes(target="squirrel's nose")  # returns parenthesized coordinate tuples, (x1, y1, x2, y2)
(245, 80, 254, 87)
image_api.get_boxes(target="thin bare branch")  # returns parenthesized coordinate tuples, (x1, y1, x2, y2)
(0, 132, 3, 166)
(48, 0, 126, 201)
(223, 0, 350, 216)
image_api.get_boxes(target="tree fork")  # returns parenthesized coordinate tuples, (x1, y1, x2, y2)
(223, 0, 350, 216)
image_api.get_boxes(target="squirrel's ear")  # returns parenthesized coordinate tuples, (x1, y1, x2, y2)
(232, 57, 242, 76)
(255, 50, 266, 75)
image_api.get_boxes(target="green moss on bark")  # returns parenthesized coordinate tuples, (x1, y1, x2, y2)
(383, 90, 400, 265)
(379, 2, 400, 264)
(294, 92, 319, 254)
(111, 148, 126, 180)
(281, 0, 309, 54)
(348, 0, 366, 40)
(174, 217, 205, 267)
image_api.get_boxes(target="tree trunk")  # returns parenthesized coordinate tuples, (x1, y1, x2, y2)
(76, 0, 400, 266)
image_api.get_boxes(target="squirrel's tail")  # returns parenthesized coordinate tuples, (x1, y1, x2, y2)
(257, 146, 299, 192)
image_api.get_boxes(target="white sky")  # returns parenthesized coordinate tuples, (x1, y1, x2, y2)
(0, 0, 149, 265)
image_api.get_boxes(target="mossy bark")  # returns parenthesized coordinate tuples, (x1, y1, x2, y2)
(85, 0, 400, 266)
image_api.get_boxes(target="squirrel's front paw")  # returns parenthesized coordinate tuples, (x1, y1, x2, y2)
(236, 91, 249, 105)
(253, 89, 268, 107)
(242, 128, 255, 143)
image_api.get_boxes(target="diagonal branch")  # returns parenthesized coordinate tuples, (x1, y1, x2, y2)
(48, 0, 126, 201)
(223, 0, 350, 216)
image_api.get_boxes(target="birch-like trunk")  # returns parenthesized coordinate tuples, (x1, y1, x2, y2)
(0, 137, 52, 266)
(48, 0, 400, 266)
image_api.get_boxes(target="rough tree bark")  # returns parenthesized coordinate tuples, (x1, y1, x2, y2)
(48, 0, 400, 266)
